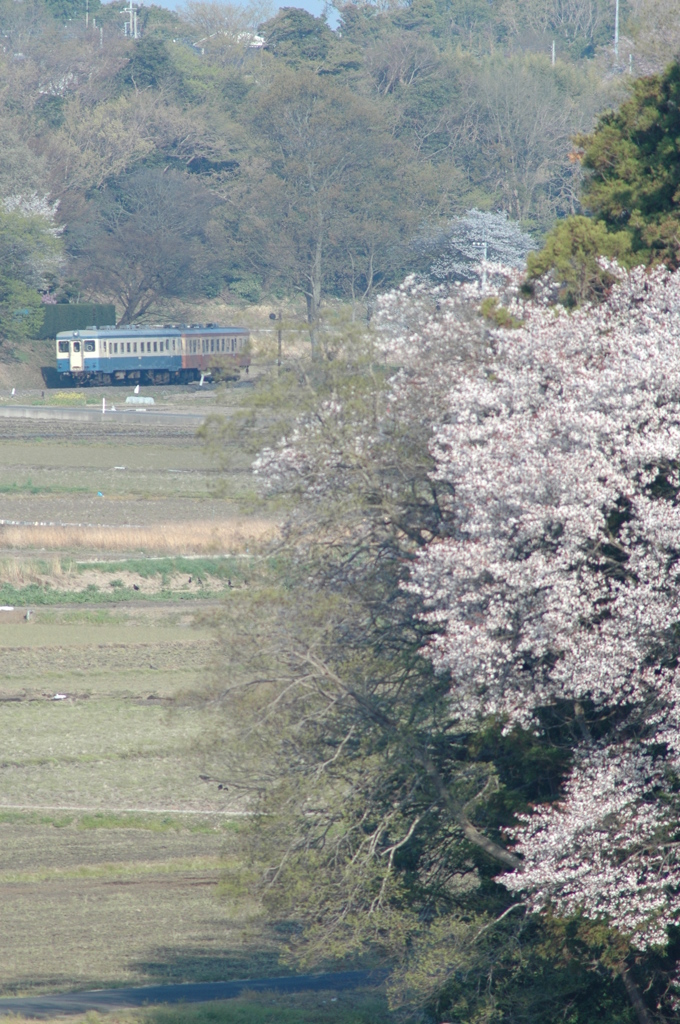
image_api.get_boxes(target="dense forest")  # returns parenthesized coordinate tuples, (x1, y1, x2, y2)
(0, 0, 673, 339)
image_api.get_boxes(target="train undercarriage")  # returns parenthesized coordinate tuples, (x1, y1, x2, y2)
(58, 367, 241, 387)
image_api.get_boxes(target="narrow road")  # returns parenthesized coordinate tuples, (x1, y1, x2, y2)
(0, 405, 206, 425)
(0, 970, 382, 1018)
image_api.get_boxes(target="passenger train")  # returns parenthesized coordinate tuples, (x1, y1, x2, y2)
(55, 324, 250, 386)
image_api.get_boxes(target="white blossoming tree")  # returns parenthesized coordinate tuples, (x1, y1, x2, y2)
(414, 209, 536, 286)
(0, 197, 62, 345)
(208, 263, 680, 1023)
(406, 261, 680, 1023)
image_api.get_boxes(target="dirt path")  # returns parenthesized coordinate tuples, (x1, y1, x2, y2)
(0, 803, 247, 815)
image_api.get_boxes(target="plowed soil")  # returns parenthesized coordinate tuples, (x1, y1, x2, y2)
(0, 385, 276, 995)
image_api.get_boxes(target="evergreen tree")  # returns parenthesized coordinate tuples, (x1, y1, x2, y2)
(576, 61, 680, 265)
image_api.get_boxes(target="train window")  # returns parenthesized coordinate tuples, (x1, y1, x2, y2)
(103, 341, 107, 353)
(133, 342, 137, 353)
(231, 338, 236, 352)
(84, 340, 95, 352)
(58, 340, 69, 353)
(152, 341, 156, 352)
(73, 341, 81, 352)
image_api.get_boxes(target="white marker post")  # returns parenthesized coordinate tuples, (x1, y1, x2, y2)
(102, 397, 106, 415)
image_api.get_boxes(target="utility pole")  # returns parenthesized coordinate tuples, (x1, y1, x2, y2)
(551, 39, 555, 66)
(85, 0, 88, 28)
(475, 240, 488, 293)
(121, 0, 140, 39)
(100, 25, 103, 46)
(614, 0, 619, 57)
(269, 310, 283, 370)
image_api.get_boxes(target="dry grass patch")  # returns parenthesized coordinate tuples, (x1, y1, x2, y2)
(0, 520, 278, 554)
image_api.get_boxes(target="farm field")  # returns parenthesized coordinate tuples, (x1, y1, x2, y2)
(0, 987, 391, 1024)
(0, 387, 283, 997)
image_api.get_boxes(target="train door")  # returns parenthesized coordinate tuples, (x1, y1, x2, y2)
(70, 339, 83, 372)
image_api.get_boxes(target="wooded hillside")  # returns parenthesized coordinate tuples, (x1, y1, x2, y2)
(0, 0, 668, 336)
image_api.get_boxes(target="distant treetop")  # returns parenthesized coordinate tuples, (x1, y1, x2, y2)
(420, 209, 537, 281)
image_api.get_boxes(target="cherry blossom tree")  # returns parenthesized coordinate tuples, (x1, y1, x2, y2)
(413, 209, 536, 286)
(405, 261, 680, 1023)
(215, 264, 680, 1022)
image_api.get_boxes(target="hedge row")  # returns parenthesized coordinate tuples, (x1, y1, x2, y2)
(38, 304, 117, 339)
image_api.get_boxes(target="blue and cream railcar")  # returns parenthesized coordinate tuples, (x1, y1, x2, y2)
(55, 325, 250, 386)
